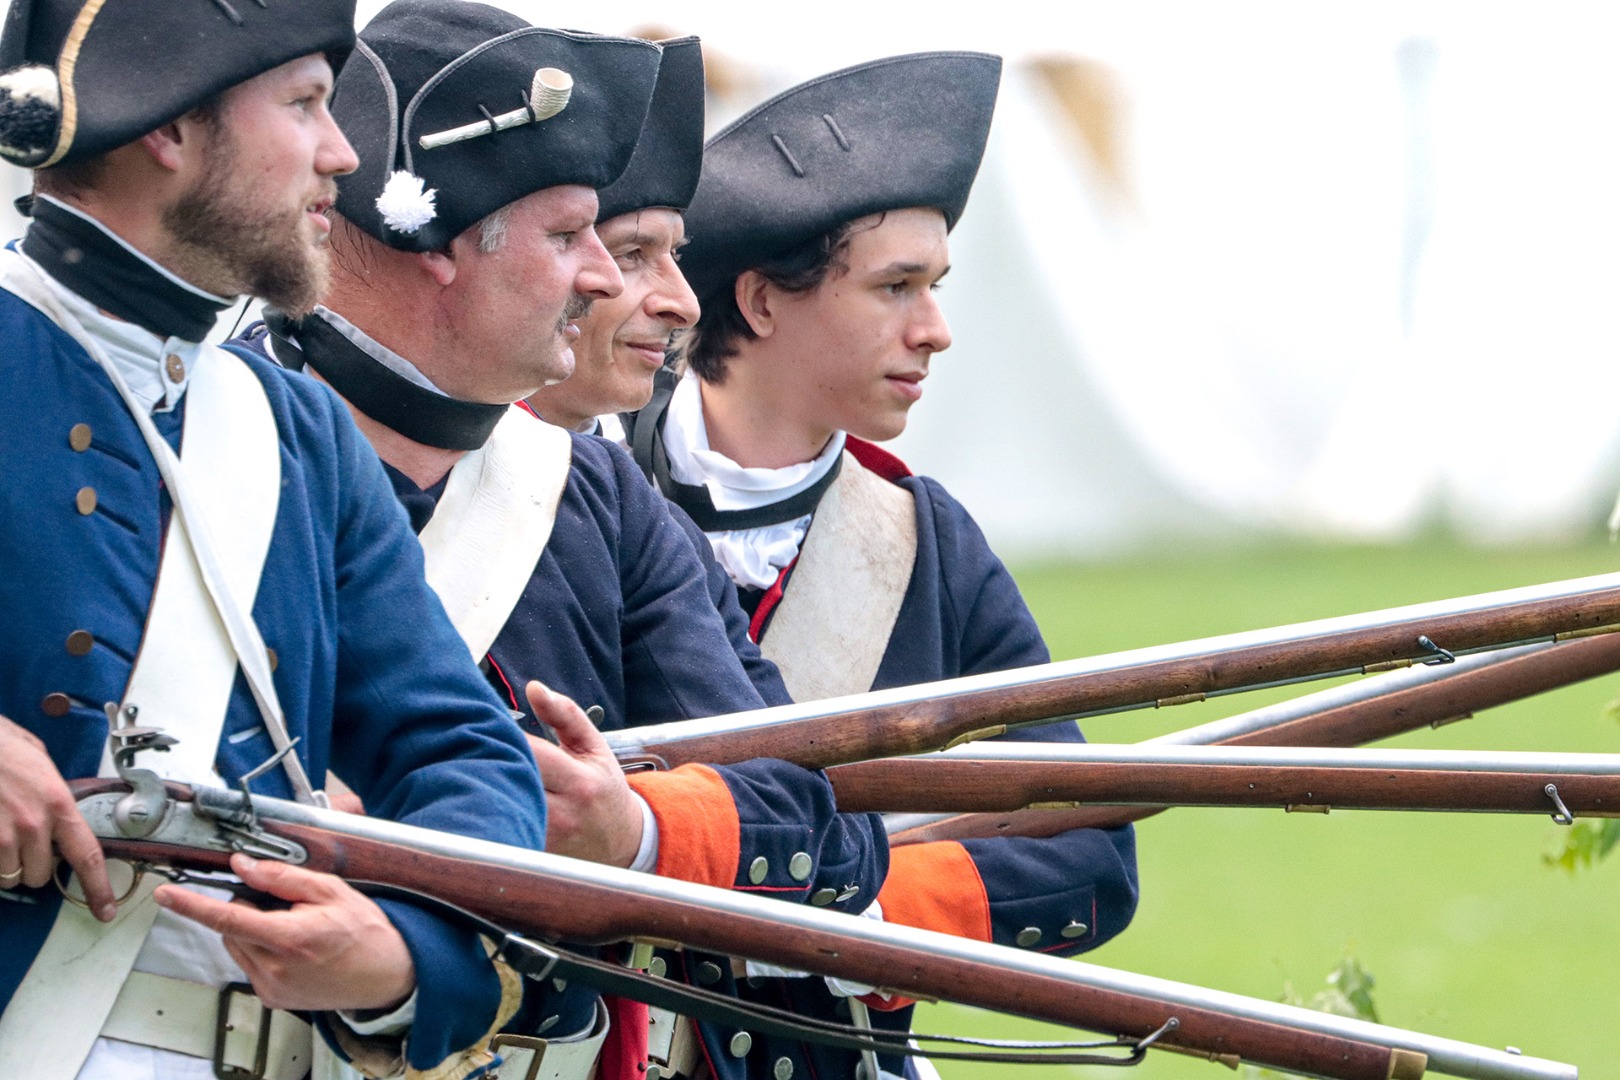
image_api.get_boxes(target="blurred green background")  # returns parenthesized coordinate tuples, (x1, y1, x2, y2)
(920, 537, 1620, 1079)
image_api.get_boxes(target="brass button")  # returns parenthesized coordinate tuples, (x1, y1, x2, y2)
(65, 630, 94, 656)
(645, 1067, 663, 1080)
(647, 956, 667, 979)
(40, 693, 71, 718)
(69, 423, 92, 452)
(1060, 921, 1089, 939)
(748, 856, 768, 884)
(773, 1056, 794, 1080)
(809, 888, 837, 906)
(75, 487, 97, 515)
(265, 647, 278, 672)
(695, 961, 723, 985)
(787, 852, 812, 881)
(165, 353, 186, 384)
(1015, 927, 1043, 948)
(729, 1032, 752, 1057)
(836, 885, 860, 902)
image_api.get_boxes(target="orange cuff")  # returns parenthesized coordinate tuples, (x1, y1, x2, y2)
(876, 840, 992, 942)
(627, 764, 741, 890)
(867, 840, 992, 1012)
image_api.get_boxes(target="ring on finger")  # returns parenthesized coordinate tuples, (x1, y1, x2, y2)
(0, 866, 23, 886)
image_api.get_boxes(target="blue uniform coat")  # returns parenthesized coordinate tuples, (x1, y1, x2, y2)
(0, 288, 548, 1075)
(626, 420, 1140, 1080)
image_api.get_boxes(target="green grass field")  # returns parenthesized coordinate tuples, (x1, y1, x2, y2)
(920, 537, 1620, 1079)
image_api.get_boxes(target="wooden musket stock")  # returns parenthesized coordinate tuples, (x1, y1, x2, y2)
(607, 574, 1620, 774)
(892, 632, 1620, 844)
(67, 779, 1578, 1080)
(828, 746, 1620, 816)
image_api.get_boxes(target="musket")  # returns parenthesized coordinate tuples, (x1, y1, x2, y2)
(889, 632, 1620, 844)
(825, 744, 1620, 817)
(67, 775, 1578, 1080)
(605, 573, 1620, 773)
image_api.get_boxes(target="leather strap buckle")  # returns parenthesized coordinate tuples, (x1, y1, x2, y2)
(489, 1032, 549, 1080)
(214, 982, 274, 1080)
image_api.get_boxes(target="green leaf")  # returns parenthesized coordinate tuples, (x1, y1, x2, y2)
(1240, 953, 1381, 1077)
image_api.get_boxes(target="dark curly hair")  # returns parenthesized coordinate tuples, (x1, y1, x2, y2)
(675, 216, 877, 383)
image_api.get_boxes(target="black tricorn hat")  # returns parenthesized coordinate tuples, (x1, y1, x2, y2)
(679, 51, 1001, 300)
(0, 0, 356, 168)
(594, 36, 705, 224)
(332, 0, 662, 252)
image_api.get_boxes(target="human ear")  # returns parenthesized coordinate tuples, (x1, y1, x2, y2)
(137, 122, 188, 173)
(417, 246, 458, 288)
(736, 270, 774, 339)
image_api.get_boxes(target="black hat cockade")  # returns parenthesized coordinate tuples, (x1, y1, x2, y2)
(331, 0, 662, 252)
(594, 36, 705, 224)
(679, 51, 1001, 300)
(0, 0, 356, 168)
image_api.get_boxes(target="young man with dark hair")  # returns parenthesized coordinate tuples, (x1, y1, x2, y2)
(626, 52, 1140, 1080)
(0, 3, 547, 1078)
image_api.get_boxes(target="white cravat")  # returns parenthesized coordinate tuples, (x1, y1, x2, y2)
(662, 373, 844, 590)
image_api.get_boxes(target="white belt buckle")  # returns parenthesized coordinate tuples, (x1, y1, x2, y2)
(216, 982, 276, 1080)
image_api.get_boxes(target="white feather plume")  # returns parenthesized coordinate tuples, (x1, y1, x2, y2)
(375, 170, 437, 234)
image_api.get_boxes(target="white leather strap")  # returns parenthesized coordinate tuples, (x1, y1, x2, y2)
(490, 999, 611, 1080)
(99, 971, 314, 1080)
(0, 253, 287, 1080)
(761, 452, 918, 701)
(418, 405, 573, 660)
(0, 250, 314, 802)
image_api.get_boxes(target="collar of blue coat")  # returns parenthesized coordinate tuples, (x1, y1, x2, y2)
(265, 306, 508, 451)
(20, 195, 231, 341)
(631, 367, 845, 532)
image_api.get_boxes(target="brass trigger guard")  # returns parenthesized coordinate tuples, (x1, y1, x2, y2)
(54, 858, 146, 909)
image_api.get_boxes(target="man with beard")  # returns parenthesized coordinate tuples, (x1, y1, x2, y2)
(0, 2, 547, 1079)
(624, 54, 1140, 1080)
(238, 9, 884, 1074)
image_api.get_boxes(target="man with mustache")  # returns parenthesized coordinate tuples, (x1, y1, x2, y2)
(0, 1, 548, 1078)
(237, 7, 884, 1075)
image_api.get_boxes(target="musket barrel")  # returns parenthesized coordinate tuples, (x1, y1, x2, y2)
(92, 786, 1573, 1080)
(606, 573, 1620, 771)
(887, 633, 1620, 843)
(827, 745, 1620, 815)
(72, 786, 1568, 1080)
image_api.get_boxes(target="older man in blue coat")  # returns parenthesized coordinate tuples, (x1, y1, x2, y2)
(0, 2, 546, 1078)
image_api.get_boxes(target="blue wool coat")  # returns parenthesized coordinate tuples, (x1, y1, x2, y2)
(624, 410, 1141, 1080)
(0, 286, 548, 1074)
(390, 433, 889, 1042)
(235, 322, 887, 1046)
(742, 470, 1142, 1080)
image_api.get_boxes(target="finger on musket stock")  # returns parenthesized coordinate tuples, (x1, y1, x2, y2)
(607, 573, 1620, 772)
(831, 745, 1620, 816)
(888, 633, 1620, 845)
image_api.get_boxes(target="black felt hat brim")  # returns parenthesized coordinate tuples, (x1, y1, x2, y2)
(1, 0, 355, 167)
(680, 51, 1001, 299)
(595, 36, 705, 223)
(333, 0, 661, 252)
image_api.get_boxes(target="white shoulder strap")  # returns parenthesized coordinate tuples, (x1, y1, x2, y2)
(418, 405, 574, 660)
(0, 252, 286, 1080)
(760, 451, 918, 701)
